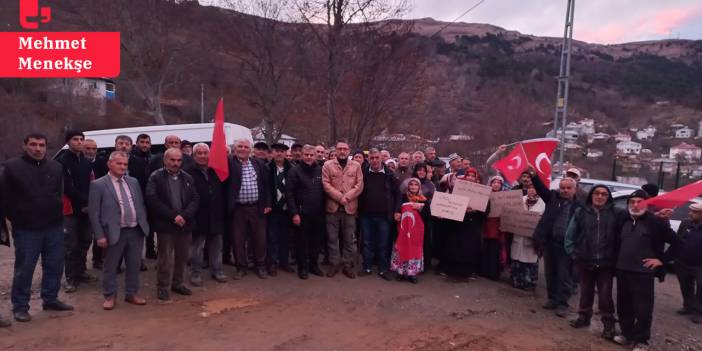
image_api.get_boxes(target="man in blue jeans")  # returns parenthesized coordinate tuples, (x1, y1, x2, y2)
(359, 149, 400, 280)
(2, 132, 74, 322)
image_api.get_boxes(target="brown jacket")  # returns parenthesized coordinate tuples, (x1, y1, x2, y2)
(322, 158, 364, 215)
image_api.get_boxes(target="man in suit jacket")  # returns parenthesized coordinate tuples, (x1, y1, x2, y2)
(146, 148, 200, 301)
(88, 151, 150, 310)
(227, 139, 272, 279)
(92, 135, 149, 270)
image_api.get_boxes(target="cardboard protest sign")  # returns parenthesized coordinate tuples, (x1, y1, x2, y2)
(488, 190, 524, 217)
(499, 209, 542, 237)
(430, 192, 470, 222)
(452, 179, 491, 212)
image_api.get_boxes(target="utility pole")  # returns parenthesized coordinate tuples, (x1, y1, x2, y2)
(552, 0, 575, 175)
(200, 84, 205, 123)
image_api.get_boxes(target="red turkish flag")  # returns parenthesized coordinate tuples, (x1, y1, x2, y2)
(492, 144, 529, 184)
(395, 203, 425, 261)
(208, 98, 229, 181)
(645, 180, 702, 209)
(522, 138, 559, 187)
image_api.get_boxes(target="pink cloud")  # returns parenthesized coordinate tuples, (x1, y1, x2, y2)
(578, 3, 702, 43)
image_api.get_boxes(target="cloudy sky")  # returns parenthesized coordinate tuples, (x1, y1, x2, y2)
(409, 0, 702, 44)
(201, 0, 702, 44)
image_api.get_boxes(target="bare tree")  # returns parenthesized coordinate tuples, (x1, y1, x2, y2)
(345, 21, 422, 147)
(295, 0, 410, 143)
(66, 0, 198, 125)
(220, 0, 308, 144)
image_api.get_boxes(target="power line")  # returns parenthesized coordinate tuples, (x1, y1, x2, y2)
(430, 0, 487, 37)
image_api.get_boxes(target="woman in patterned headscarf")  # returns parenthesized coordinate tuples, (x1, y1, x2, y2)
(391, 178, 428, 284)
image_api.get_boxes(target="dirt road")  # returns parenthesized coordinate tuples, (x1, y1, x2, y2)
(0, 246, 699, 351)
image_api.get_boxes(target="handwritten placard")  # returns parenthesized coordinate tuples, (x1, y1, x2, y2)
(430, 192, 470, 222)
(488, 190, 524, 217)
(452, 179, 491, 212)
(500, 209, 542, 237)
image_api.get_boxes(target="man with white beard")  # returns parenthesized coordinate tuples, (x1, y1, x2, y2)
(613, 189, 681, 351)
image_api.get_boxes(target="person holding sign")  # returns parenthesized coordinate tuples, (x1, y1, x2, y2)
(480, 176, 508, 281)
(437, 168, 485, 278)
(564, 185, 623, 339)
(391, 178, 428, 284)
(510, 185, 544, 291)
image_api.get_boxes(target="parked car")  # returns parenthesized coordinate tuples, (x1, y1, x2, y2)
(549, 177, 642, 193)
(53, 122, 253, 159)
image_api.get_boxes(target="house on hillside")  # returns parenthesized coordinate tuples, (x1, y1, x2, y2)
(47, 78, 116, 116)
(589, 132, 610, 143)
(614, 132, 631, 142)
(636, 126, 657, 141)
(548, 129, 579, 143)
(675, 126, 694, 139)
(617, 141, 642, 155)
(447, 134, 474, 142)
(586, 149, 603, 159)
(669, 142, 702, 162)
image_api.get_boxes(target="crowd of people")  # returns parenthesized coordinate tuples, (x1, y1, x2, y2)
(0, 130, 701, 351)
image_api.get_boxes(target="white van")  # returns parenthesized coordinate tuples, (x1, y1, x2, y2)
(55, 122, 253, 157)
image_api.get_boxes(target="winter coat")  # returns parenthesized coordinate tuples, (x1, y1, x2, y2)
(185, 164, 226, 237)
(286, 161, 325, 216)
(564, 185, 624, 268)
(268, 159, 292, 213)
(322, 158, 364, 215)
(55, 150, 93, 210)
(1, 154, 63, 231)
(146, 168, 200, 233)
(226, 156, 272, 214)
(675, 219, 702, 267)
(531, 174, 582, 246)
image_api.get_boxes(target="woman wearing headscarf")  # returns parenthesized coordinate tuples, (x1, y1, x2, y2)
(391, 178, 428, 283)
(510, 185, 544, 291)
(399, 162, 436, 199)
(385, 159, 397, 173)
(352, 150, 368, 169)
(438, 168, 485, 277)
(480, 175, 508, 281)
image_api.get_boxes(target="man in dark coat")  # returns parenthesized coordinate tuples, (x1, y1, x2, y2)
(613, 190, 681, 349)
(185, 143, 227, 285)
(267, 143, 294, 276)
(358, 149, 400, 280)
(286, 145, 326, 279)
(227, 139, 272, 279)
(531, 169, 581, 317)
(56, 130, 96, 293)
(3, 133, 74, 323)
(675, 202, 702, 324)
(148, 135, 195, 175)
(146, 148, 200, 301)
(564, 184, 623, 339)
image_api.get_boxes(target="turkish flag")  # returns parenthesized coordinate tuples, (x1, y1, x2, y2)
(645, 180, 702, 209)
(492, 144, 529, 184)
(395, 203, 425, 261)
(209, 98, 229, 181)
(522, 138, 559, 187)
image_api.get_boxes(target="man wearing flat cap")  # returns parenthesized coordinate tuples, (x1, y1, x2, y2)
(674, 202, 702, 324)
(267, 143, 294, 276)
